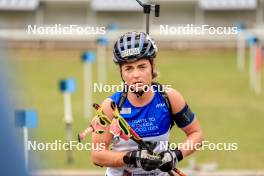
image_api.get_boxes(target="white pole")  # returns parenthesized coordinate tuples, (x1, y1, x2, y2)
(63, 92, 73, 163)
(84, 63, 92, 119)
(249, 44, 257, 89)
(23, 127, 28, 171)
(64, 92, 72, 124)
(237, 33, 245, 71)
(97, 44, 106, 84)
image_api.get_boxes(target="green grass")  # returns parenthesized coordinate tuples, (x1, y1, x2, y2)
(11, 48, 264, 170)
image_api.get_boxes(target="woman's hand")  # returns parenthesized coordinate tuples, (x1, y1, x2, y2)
(159, 148, 183, 172)
(123, 149, 162, 171)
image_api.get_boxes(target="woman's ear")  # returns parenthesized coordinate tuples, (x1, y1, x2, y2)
(151, 62, 158, 79)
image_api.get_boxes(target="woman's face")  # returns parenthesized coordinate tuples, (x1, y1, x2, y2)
(121, 59, 153, 91)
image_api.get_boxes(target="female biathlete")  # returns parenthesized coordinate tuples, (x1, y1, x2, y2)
(91, 31, 204, 176)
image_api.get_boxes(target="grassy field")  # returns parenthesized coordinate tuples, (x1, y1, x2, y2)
(10, 48, 264, 170)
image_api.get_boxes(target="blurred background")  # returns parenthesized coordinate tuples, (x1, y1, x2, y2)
(0, 0, 263, 175)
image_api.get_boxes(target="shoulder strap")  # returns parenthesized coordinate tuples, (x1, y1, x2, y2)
(117, 84, 128, 112)
(152, 82, 175, 128)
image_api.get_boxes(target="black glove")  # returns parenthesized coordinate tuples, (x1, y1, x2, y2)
(123, 149, 162, 171)
(159, 148, 183, 172)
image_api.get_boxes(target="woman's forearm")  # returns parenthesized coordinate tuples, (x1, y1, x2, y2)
(92, 150, 127, 167)
(179, 131, 204, 158)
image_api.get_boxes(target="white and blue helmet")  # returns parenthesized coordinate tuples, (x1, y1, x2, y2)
(113, 32, 158, 64)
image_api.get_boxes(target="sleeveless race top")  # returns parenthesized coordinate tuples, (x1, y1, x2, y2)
(106, 88, 171, 176)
